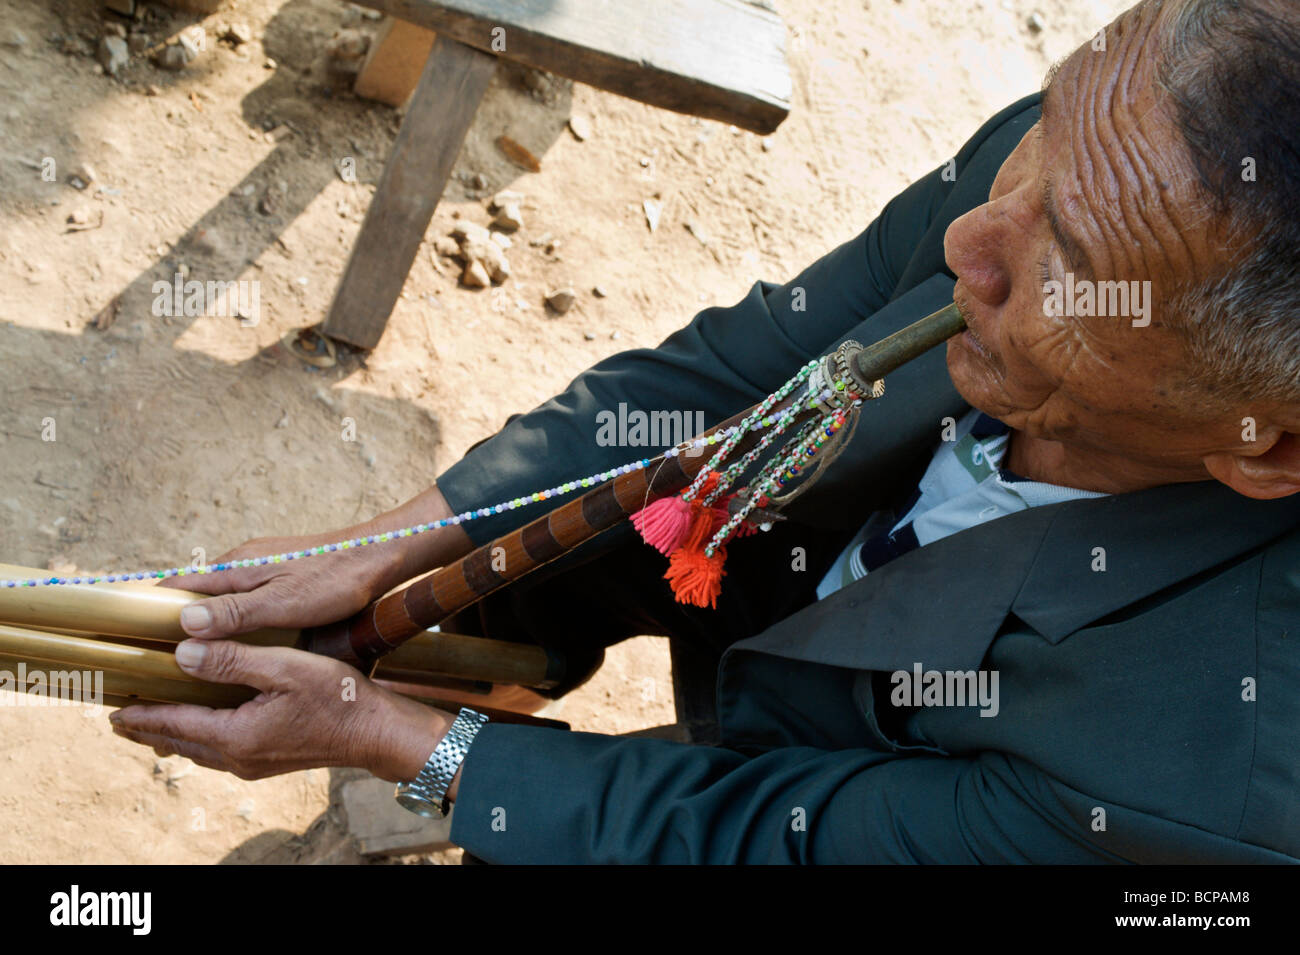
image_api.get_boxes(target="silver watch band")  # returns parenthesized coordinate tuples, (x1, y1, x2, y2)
(395, 707, 489, 818)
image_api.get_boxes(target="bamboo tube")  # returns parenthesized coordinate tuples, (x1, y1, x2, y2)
(0, 563, 556, 688)
(0, 650, 254, 708)
(0, 564, 296, 646)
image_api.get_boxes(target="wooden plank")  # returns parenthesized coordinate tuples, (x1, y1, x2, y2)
(351, 0, 790, 134)
(354, 16, 439, 107)
(322, 37, 496, 349)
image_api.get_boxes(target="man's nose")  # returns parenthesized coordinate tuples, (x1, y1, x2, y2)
(943, 203, 1014, 307)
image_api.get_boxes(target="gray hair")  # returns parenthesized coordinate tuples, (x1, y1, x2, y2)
(1156, 0, 1300, 406)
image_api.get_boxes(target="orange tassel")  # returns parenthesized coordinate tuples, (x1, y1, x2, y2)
(663, 499, 729, 608)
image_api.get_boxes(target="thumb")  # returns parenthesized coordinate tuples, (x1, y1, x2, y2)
(174, 638, 284, 693)
(179, 592, 264, 638)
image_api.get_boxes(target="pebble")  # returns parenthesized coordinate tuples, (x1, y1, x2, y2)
(469, 172, 488, 191)
(451, 221, 493, 245)
(461, 259, 490, 288)
(104, 23, 127, 40)
(70, 163, 96, 188)
(492, 202, 524, 232)
(128, 33, 149, 55)
(643, 198, 662, 232)
(432, 235, 459, 258)
(545, 287, 576, 314)
(155, 41, 193, 72)
(490, 189, 524, 210)
(1, 28, 27, 49)
(610, 330, 622, 340)
(275, 411, 290, 429)
(761, 137, 773, 152)
(593, 285, 608, 298)
(583, 331, 596, 341)
(221, 22, 253, 46)
(567, 114, 591, 141)
(97, 35, 129, 76)
(490, 232, 512, 250)
(1028, 11, 1046, 33)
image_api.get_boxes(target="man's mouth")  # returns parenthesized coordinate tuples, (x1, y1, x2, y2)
(952, 294, 995, 363)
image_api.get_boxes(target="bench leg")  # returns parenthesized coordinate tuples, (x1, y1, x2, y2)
(322, 36, 497, 350)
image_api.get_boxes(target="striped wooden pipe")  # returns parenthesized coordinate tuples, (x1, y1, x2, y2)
(302, 303, 965, 673)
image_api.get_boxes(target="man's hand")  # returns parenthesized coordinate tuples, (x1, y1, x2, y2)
(109, 638, 457, 785)
(160, 486, 472, 639)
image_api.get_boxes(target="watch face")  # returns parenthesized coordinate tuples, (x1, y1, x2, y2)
(395, 786, 444, 819)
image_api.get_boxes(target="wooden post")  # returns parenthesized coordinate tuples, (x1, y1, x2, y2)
(321, 37, 497, 349)
(354, 17, 439, 107)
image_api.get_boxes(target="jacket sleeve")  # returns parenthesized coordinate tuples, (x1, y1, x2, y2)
(448, 723, 1119, 863)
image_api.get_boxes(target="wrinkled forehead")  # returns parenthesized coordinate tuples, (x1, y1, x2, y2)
(1042, 0, 1218, 289)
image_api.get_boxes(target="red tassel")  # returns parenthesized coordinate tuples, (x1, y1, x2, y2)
(665, 545, 727, 608)
(663, 502, 729, 608)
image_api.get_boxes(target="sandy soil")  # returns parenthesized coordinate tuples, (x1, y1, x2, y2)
(0, 0, 1129, 863)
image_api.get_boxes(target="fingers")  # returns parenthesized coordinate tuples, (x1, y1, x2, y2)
(111, 722, 234, 774)
(178, 588, 275, 638)
(172, 638, 296, 693)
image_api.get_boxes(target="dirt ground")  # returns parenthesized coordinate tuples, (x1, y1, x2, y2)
(0, 0, 1130, 864)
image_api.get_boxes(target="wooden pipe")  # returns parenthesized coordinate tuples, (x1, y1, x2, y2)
(302, 302, 967, 671)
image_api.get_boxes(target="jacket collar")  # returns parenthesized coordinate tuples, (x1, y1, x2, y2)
(729, 466, 1300, 674)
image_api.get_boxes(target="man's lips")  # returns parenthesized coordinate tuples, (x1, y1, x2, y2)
(961, 326, 994, 362)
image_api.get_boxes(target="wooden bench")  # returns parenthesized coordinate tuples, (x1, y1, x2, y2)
(322, 0, 793, 350)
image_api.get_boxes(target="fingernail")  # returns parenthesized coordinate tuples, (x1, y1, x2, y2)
(180, 604, 212, 633)
(175, 640, 207, 670)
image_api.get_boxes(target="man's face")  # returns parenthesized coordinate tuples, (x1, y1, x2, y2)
(941, 0, 1240, 475)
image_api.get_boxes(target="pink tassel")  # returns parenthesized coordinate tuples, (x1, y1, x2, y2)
(631, 496, 694, 555)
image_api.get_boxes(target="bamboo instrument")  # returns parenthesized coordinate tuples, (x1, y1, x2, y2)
(303, 302, 967, 671)
(0, 302, 965, 710)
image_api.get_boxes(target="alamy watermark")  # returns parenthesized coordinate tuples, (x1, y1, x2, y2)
(0, 664, 104, 716)
(1043, 273, 1151, 327)
(152, 272, 261, 326)
(595, 404, 707, 453)
(890, 663, 1000, 717)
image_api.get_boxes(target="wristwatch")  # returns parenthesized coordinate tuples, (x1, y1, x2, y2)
(395, 707, 489, 819)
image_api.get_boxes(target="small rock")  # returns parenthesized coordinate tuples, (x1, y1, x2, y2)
(610, 330, 622, 341)
(583, 331, 596, 341)
(236, 798, 255, 820)
(97, 35, 129, 76)
(492, 202, 524, 232)
(326, 28, 369, 62)
(761, 137, 773, 152)
(104, 23, 127, 40)
(643, 198, 662, 232)
(451, 221, 492, 245)
(685, 220, 710, 245)
(545, 287, 576, 314)
(69, 163, 96, 188)
(567, 114, 591, 141)
(128, 33, 149, 54)
(221, 22, 253, 46)
(192, 227, 223, 256)
(257, 189, 277, 215)
(461, 259, 490, 288)
(432, 235, 459, 258)
(1028, 11, 1045, 33)
(143, 83, 161, 96)
(1, 28, 26, 49)
(155, 41, 194, 72)
(469, 172, 488, 191)
(263, 57, 276, 69)
(66, 206, 92, 227)
(275, 411, 290, 429)
(489, 189, 524, 210)
(593, 285, 608, 298)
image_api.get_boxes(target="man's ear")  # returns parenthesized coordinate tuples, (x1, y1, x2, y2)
(1204, 431, 1300, 500)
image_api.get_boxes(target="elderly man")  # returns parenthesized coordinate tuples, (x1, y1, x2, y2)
(113, 0, 1299, 863)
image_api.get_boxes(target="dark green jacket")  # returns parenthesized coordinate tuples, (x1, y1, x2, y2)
(437, 94, 1300, 863)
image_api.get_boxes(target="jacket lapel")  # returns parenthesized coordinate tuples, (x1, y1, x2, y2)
(728, 481, 1300, 674)
(1012, 481, 1300, 642)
